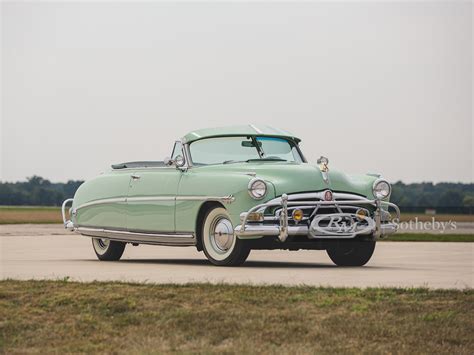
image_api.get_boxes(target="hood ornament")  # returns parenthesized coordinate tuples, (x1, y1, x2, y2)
(317, 156, 330, 184)
(317, 156, 329, 172)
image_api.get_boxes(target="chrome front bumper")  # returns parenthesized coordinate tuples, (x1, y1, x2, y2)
(235, 193, 400, 242)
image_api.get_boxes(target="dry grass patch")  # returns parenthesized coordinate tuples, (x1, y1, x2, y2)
(399, 213, 473, 223)
(383, 233, 474, 242)
(0, 280, 473, 354)
(0, 207, 62, 224)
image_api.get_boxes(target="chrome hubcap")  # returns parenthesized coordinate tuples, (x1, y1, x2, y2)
(212, 218, 234, 252)
(95, 238, 110, 250)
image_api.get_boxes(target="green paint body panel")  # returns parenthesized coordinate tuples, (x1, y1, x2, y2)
(71, 126, 387, 237)
(72, 171, 131, 229)
(127, 169, 181, 232)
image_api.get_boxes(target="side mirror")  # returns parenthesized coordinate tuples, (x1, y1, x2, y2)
(164, 155, 186, 168)
(175, 155, 185, 167)
(164, 156, 172, 166)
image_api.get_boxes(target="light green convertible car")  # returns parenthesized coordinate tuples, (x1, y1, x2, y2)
(62, 125, 399, 266)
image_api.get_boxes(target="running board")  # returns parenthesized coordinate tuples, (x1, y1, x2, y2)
(76, 227, 196, 246)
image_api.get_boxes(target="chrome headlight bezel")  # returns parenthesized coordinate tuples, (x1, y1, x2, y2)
(248, 178, 267, 200)
(372, 179, 391, 200)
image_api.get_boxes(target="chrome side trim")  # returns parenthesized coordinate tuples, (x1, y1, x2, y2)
(175, 195, 235, 204)
(75, 197, 126, 211)
(74, 194, 235, 211)
(77, 227, 196, 246)
(128, 196, 175, 202)
(129, 195, 236, 203)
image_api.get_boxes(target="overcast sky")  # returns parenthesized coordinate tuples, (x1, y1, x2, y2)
(1, 1, 472, 183)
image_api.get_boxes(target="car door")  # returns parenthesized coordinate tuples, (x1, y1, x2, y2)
(126, 142, 185, 233)
(126, 167, 182, 233)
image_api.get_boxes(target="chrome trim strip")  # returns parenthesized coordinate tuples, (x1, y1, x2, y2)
(128, 196, 175, 202)
(75, 197, 126, 211)
(77, 227, 196, 246)
(334, 193, 368, 200)
(74, 194, 235, 211)
(109, 166, 175, 171)
(267, 192, 369, 204)
(176, 195, 235, 204)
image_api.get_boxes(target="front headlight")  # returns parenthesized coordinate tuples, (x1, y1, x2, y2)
(373, 179, 391, 200)
(248, 178, 267, 200)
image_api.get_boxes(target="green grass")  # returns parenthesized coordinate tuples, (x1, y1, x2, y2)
(0, 280, 473, 354)
(383, 233, 474, 242)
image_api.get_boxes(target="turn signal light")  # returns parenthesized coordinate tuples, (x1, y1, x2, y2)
(241, 212, 264, 223)
(356, 208, 368, 220)
(292, 209, 304, 223)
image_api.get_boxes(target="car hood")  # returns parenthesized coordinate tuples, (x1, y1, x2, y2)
(193, 162, 377, 198)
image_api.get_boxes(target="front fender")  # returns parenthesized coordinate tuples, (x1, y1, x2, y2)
(176, 171, 276, 231)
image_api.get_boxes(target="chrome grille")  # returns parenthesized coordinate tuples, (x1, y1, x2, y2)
(262, 192, 373, 226)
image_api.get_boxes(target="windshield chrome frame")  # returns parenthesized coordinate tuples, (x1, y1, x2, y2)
(186, 135, 307, 166)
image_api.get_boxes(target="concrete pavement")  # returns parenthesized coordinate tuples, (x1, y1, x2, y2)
(1, 225, 472, 289)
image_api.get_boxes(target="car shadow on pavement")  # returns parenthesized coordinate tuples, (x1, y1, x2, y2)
(107, 258, 395, 269)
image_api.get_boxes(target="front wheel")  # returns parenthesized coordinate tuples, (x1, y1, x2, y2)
(201, 207, 250, 266)
(326, 240, 376, 266)
(92, 238, 126, 261)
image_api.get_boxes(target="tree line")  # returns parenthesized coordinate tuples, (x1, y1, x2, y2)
(0, 176, 472, 213)
(0, 176, 83, 206)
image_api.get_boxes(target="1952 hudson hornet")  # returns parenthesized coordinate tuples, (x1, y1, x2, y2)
(62, 125, 399, 266)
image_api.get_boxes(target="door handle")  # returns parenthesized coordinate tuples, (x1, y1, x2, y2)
(131, 174, 141, 180)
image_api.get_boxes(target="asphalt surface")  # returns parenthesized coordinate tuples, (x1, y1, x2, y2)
(1, 225, 473, 289)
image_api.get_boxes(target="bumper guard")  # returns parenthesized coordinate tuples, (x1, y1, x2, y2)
(62, 198, 75, 231)
(235, 194, 400, 242)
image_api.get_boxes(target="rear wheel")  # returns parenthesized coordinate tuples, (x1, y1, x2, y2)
(326, 240, 376, 266)
(92, 238, 126, 261)
(201, 207, 250, 266)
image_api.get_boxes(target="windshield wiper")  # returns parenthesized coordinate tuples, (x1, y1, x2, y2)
(246, 158, 287, 162)
(223, 160, 244, 164)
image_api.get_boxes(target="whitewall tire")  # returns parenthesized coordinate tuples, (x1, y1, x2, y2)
(92, 238, 126, 261)
(201, 207, 250, 266)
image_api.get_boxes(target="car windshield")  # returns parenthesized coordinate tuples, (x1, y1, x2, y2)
(189, 136, 303, 165)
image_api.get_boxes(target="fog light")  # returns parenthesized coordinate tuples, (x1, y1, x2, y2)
(292, 209, 304, 223)
(356, 208, 368, 220)
(241, 212, 264, 223)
